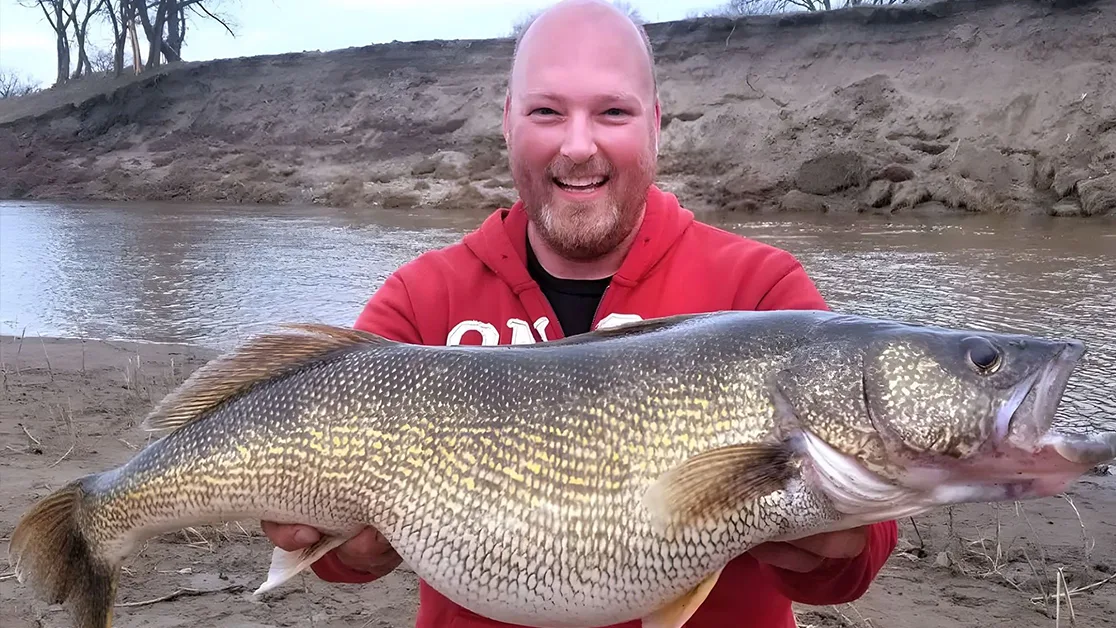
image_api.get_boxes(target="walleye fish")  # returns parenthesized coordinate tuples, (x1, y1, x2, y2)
(8, 310, 1116, 628)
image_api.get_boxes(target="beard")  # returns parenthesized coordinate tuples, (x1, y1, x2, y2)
(511, 151, 655, 261)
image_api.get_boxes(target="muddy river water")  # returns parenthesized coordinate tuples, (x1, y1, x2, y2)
(1, 199, 1113, 432)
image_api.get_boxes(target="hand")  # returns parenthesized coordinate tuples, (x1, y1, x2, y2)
(749, 526, 869, 573)
(261, 521, 403, 578)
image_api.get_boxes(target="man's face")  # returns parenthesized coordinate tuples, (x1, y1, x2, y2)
(504, 12, 661, 261)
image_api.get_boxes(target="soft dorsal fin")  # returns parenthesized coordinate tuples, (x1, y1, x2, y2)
(141, 323, 389, 432)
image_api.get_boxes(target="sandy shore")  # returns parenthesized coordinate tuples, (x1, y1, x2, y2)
(2, 333, 1113, 627)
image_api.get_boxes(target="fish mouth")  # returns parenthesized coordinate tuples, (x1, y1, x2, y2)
(956, 338, 1115, 496)
(898, 339, 1110, 495)
(995, 339, 1085, 448)
(998, 339, 1087, 450)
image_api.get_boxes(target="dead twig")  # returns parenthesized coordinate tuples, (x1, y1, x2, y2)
(20, 423, 40, 447)
(37, 333, 54, 381)
(1015, 503, 1052, 607)
(0, 571, 17, 582)
(908, 516, 924, 552)
(50, 442, 75, 467)
(48, 396, 77, 466)
(115, 584, 245, 608)
(1033, 571, 1116, 605)
(1060, 493, 1094, 560)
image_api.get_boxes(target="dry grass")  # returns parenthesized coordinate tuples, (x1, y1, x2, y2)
(915, 499, 1110, 627)
(45, 395, 77, 466)
(797, 491, 1114, 628)
(169, 521, 261, 551)
(122, 352, 184, 404)
(795, 603, 877, 628)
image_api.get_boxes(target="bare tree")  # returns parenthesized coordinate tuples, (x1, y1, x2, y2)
(67, 0, 110, 79)
(86, 44, 116, 74)
(17, 1, 74, 85)
(610, 1, 644, 22)
(19, 0, 239, 83)
(99, 0, 138, 76)
(695, 0, 912, 15)
(133, 0, 237, 71)
(17, 0, 114, 84)
(0, 68, 41, 98)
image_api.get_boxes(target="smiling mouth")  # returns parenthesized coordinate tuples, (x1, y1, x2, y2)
(553, 176, 609, 192)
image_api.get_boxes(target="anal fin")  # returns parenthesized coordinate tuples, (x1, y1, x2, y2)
(642, 567, 724, 628)
(253, 534, 350, 596)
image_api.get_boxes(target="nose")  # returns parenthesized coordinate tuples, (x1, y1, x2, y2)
(560, 114, 598, 164)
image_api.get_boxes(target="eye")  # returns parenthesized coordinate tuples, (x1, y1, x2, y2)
(530, 107, 558, 116)
(603, 108, 626, 116)
(963, 336, 1002, 374)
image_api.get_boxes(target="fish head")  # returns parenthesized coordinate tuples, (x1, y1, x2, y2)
(774, 316, 1115, 518)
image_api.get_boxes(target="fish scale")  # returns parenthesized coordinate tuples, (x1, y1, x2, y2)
(8, 310, 1116, 628)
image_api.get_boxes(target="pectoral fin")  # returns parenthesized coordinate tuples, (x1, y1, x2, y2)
(643, 443, 793, 529)
(642, 567, 724, 628)
(253, 534, 350, 596)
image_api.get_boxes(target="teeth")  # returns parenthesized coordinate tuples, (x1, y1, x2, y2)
(557, 177, 606, 187)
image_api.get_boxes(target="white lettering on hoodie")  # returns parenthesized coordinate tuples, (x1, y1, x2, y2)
(445, 312, 645, 346)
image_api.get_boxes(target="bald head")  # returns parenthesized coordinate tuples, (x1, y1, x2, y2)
(509, 0, 657, 100)
(501, 0, 662, 267)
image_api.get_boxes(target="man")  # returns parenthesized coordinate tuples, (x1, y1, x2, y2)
(263, 0, 898, 625)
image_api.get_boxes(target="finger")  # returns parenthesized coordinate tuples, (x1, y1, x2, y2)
(335, 527, 403, 575)
(260, 521, 321, 551)
(339, 526, 394, 558)
(789, 528, 868, 559)
(749, 542, 825, 573)
(337, 550, 403, 578)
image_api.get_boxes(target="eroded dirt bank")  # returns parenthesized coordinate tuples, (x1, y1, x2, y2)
(1, 0, 1115, 216)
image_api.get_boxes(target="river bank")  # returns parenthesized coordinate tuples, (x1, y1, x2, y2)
(1, 0, 1115, 217)
(2, 333, 1113, 627)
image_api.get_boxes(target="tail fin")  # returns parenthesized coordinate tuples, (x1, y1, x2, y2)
(7, 479, 120, 628)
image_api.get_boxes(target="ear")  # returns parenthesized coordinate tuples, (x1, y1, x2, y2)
(653, 97, 662, 156)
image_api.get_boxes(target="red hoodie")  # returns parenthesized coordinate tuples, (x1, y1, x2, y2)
(312, 185, 898, 627)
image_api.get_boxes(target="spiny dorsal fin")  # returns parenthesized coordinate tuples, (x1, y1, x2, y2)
(643, 442, 795, 531)
(141, 323, 389, 432)
(524, 312, 714, 348)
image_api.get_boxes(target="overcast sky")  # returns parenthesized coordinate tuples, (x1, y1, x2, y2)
(1, 0, 727, 88)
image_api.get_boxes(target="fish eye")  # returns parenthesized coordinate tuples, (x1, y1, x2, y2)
(963, 336, 1002, 374)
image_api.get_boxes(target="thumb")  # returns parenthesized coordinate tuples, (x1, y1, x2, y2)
(261, 521, 321, 551)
